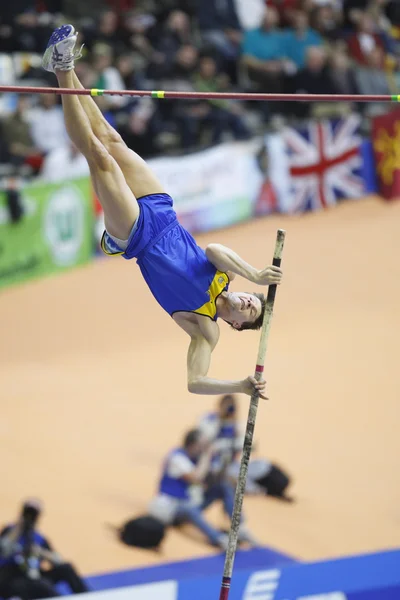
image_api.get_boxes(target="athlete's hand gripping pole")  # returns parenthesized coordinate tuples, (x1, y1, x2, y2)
(218, 229, 286, 600)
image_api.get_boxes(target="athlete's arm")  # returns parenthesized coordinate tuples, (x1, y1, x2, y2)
(182, 446, 215, 484)
(187, 335, 266, 398)
(205, 243, 282, 286)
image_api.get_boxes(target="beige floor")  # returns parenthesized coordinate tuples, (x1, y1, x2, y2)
(1, 196, 400, 576)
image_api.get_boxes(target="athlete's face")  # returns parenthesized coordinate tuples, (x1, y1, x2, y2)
(225, 292, 262, 329)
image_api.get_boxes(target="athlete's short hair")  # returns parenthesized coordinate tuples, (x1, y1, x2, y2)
(234, 293, 266, 332)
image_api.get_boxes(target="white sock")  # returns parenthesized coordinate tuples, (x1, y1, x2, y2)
(108, 232, 129, 251)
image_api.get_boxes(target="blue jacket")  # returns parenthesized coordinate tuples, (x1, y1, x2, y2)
(197, 0, 241, 32)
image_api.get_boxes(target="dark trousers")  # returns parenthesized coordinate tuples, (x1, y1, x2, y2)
(0, 563, 89, 599)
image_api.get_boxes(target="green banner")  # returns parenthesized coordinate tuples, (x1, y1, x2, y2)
(0, 177, 94, 290)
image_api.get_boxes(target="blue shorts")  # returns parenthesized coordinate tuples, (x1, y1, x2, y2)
(101, 193, 177, 258)
(124, 193, 178, 259)
(101, 193, 226, 317)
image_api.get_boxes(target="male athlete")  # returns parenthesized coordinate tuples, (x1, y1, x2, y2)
(42, 26, 283, 399)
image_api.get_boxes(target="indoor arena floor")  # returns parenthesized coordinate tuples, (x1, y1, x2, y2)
(1, 196, 400, 575)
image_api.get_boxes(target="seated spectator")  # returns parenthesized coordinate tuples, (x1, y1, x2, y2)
(28, 93, 68, 155)
(116, 53, 146, 91)
(91, 43, 127, 109)
(165, 44, 199, 85)
(347, 12, 386, 67)
(120, 100, 162, 158)
(192, 55, 251, 141)
(284, 10, 323, 70)
(1, 96, 41, 171)
(0, 499, 89, 600)
(269, 0, 301, 26)
(122, 10, 158, 64)
(82, 10, 123, 52)
(354, 46, 393, 115)
(148, 429, 230, 549)
(329, 48, 359, 95)
(40, 142, 89, 182)
(289, 45, 337, 117)
(310, 4, 343, 41)
(150, 10, 193, 58)
(196, 0, 243, 61)
(241, 7, 287, 94)
(11, 10, 52, 54)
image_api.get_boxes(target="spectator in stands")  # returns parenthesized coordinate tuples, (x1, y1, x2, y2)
(310, 4, 343, 41)
(354, 46, 393, 114)
(91, 43, 127, 109)
(28, 93, 67, 155)
(166, 44, 199, 85)
(289, 45, 337, 117)
(269, 0, 301, 26)
(241, 7, 288, 94)
(11, 10, 52, 54)
(192, 55, 251, 141)
(0, 499, 89, 600)
(1, 96, 41, 170)
(1, 0, 37, 27)
(122, 10, 158, 64)
(120, 100, 162, 158)
(150, 10, 194, 60)
(196, 0, 243, 61)
(40, 141, 90, 182)
(329, 48, 359, 96)
(284, 10, 323, 70)
(347, 12, 386, 67)
(82, 10, 122, 52)
(116, 53, 146, 92)
(148, 429, 231, 550)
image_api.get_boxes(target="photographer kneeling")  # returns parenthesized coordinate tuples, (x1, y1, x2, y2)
(0, 499, 89, 599)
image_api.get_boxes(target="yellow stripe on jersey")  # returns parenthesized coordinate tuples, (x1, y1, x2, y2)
(193, 271, 229, 319)
(100, 231, 124, 256)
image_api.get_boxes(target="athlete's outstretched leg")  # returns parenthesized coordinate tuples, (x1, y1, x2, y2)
(55, 68, 138, 240)
(70, 70, 164, 200)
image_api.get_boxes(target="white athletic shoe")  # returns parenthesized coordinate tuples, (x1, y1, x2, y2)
(42, 24, 83, 73)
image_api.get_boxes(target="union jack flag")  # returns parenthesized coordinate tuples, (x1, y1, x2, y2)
(283, 115, 365, 212)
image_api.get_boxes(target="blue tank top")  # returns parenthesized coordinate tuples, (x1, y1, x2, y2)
(158, 449, 196, 500)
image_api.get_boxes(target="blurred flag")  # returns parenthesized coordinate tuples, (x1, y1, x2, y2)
(371, 108, 400, 201)
(268, 115, 364, 213)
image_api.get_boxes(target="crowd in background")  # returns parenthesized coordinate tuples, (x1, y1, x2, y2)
(0, 0, 399, 178)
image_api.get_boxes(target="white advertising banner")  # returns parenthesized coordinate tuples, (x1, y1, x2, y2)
(47, 580, 177, 600)
(147, 139, 271, 233)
